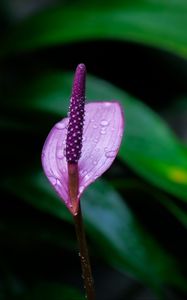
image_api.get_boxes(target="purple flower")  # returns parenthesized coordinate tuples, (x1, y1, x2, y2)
(42, 64, 124, 215)
(66, 63, 85, 163)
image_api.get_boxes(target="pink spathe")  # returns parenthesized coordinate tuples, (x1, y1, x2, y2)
(42, 101, 124, 215)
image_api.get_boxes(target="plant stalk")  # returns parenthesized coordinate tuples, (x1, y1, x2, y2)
(73, 204, 95, 300)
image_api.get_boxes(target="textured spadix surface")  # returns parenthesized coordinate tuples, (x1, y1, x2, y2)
(42, 101, 124, 213)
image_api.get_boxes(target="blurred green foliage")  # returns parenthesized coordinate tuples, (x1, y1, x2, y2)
(1, 0, 187, 299)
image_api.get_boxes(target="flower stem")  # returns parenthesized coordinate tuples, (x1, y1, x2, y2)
(73, 204, 95, 300)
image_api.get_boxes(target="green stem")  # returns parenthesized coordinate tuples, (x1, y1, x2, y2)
(73, 204, 95, 300)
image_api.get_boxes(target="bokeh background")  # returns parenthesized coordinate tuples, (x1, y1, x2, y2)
(1, 0, 187, 299)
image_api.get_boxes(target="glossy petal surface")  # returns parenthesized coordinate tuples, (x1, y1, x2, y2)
(42, 102, 124, 213)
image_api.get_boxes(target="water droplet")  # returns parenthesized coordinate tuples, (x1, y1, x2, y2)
(91, 119, 95, 122)
(84, 174, 90, 181)
(49, 176, 57, 185)
(82, 136, 86, 142)
(79, 186, 84, 193)
(105, 150, 117, 158)
(56, 149, 64, 159)
(100, 120, 109, 126)
(93, 124, 98, 129)
(104, 102, 111, 107)
(100, 129, 106, 135)
(56, 179, 61, 186)
(55, 121, 66, 129)
(93, 160, 97, 165)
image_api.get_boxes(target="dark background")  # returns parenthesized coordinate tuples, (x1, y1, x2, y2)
(1, 1, 187, 299)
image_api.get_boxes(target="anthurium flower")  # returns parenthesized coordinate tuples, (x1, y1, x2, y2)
(42, 64, 124, 215)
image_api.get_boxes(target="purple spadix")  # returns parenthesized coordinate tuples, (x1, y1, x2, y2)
(66, 64, 86, 163)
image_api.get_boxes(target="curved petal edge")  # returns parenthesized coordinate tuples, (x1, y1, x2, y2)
(41, 101, 125, 214)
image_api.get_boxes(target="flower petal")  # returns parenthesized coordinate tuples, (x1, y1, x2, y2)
(41, 101, 124, 213)
(78, 102, 124, 197)
(41, 117, 70, 208)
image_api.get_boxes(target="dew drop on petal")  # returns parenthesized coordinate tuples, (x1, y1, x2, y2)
(84, 174, 90, 181)
(100, 120, 109, 126)
(104, 102, 111, 107)
(79, 185, 84, 193)
(93, 160, 98, 165)
(93, 124, 98, 129)
(56, 179, 61, 186)
(105, 150, 117, 158)
(100, 129, 106, 135)
(49, 176, 57, 185)
(55, 121, 66, 129)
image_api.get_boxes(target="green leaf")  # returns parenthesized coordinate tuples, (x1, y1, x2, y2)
(82, 180, 185, 293)
(3, 72, 187, 201)
(156, 194, 187, 229)
(1, 0, 187, 58)
(0, 204, 75, 249)
(2, 172, 186, 293)
(13, 283, 84, 300)
(110, 177, 187, 230)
